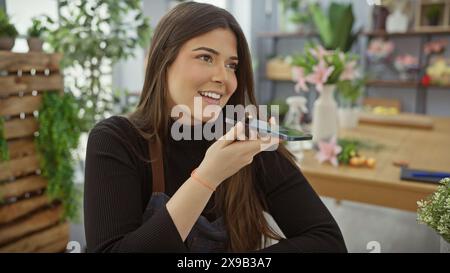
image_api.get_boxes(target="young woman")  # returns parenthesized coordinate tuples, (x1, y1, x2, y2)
(84, 2, 347, 253)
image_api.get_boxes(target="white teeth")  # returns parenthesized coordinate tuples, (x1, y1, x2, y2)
(199, 91, 221, 100)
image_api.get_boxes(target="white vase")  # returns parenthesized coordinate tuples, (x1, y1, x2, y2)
(312, 85, 338, 143)
(338, 107, 360, 129)
(441, 237, 450, 253)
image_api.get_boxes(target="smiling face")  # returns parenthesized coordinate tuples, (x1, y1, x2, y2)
(167, 28, 239, 124)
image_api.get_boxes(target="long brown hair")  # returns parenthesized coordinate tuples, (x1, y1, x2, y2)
(128, 2, 300, 252)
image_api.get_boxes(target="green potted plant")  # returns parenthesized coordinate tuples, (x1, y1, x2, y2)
(425, 4, 443, 26)
(0, 9, 18, 51)
(27, 17, 48, 52)
(417, 177, 450, 253)
(308, 2, 359, 52)
(279, 0, 312, 32)
(336, 77, 365, 129)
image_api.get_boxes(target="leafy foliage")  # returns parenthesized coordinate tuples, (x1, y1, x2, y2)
(417, 178, 450, 243)
(308, 2, 357, 52)
(0, 9, 18, 38)
(36, 92, 83, 220)
(0, 117, 9, 162)
(336, 77, 366, 107)
(44, 0, 152, 131)
(27, 17, 48, 38)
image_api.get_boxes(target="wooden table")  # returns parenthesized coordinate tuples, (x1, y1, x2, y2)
(292, 116, 450, 212)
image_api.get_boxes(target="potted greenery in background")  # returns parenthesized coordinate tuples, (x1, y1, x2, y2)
(417, 177, 450, 253)
(0, 9, 18, 51)
(425, 4, 443, 26)
(26, 17, 48, 52)
(336, 77, 365, 129)
(279, 0, 313, 33)
(308, 2, 359, 52)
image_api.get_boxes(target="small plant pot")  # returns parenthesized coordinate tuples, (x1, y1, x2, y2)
(427, 17, 440, 26)
(27, 37, 44, 52)
(0, 37, 15, 51)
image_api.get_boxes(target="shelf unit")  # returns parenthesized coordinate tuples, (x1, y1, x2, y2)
(257, 29, 450, 114)
(361, 30, 450, 114)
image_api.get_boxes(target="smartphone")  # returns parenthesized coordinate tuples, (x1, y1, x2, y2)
(225, 117, 312, 141)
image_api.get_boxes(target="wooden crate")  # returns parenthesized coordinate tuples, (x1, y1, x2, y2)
(0, 51, 69, 253)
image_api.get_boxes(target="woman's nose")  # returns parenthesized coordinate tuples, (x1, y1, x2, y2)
(211, 65, 227, 87)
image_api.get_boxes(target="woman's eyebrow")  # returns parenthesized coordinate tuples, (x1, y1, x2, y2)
(192, 46, 238, 61)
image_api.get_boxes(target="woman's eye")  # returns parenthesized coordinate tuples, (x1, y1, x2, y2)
(199, 55, 213, 63)
(227, 63, 238, 71)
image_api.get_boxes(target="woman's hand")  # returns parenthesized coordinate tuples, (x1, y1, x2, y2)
(196, 118, 280, 188)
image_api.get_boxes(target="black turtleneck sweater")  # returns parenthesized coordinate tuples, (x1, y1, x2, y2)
(84, 116, 347, 253)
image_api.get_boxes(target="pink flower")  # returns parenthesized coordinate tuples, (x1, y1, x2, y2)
(316, 137, 342, 167)
(395, 54, 418, 68)
(424, 39, 448, 55)
(305, 60, 334, 92)
(339, 60, 359, 81)
(292, 66, 309, 92)
(309, 45, 332, 61)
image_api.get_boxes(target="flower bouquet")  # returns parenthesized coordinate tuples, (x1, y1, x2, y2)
(394, 54, 419, 81)
(290, 43, 359, 142)
(366, 38, 395, 79)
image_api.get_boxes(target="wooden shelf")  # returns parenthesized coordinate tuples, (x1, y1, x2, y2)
(366, 80, 450, 89)
(362, 29, 450, 37)
(366, 80, 420, 88)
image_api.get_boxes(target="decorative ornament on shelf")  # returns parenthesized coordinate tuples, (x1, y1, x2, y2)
(386, 1, 409, 33)
(284, 96, 309, 156)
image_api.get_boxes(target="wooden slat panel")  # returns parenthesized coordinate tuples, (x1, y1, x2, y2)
(0, 52, 62, 72)
(0, 204, 62, 245)
(7, 138, 36, 160)
(0, 76, 27, 96)
(0, 221, 68, 253)
(36, 235, 68, 253)
(0, 154, 40, 181)
(18, 74, 63, 92)
(3, 117, 38, 140)
(0, 95, 42, 117)
(0, 176, 46, 200)
(0, 194, 50, 224)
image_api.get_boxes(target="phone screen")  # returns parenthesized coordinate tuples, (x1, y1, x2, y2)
(225, 118, 312, 141)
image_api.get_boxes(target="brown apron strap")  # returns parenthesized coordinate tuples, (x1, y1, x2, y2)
(149, 139, 165, 193)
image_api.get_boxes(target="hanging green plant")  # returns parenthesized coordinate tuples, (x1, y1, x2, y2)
(36, 92, 83, 220)
(0, 116, 9, 162)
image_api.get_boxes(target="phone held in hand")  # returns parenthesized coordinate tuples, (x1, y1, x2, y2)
(225, 117, 312, 142)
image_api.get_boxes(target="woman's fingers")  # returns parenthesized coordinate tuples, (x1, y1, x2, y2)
(217, 121, 244, 147)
